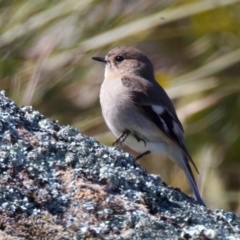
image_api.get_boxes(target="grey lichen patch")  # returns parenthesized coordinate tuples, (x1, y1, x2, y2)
(0, 91, 239, 239)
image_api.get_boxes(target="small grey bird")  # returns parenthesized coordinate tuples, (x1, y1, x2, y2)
(92, 46, 205, 206)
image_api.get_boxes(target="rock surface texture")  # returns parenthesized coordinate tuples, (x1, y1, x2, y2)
(0, 92, 239, 240)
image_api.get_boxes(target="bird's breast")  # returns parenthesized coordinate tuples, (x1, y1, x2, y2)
(100, 79, 130, 137)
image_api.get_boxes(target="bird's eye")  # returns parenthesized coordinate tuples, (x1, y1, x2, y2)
(115, 56, 124, 62)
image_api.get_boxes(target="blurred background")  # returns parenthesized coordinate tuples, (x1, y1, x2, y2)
(0, 0, 240, 212)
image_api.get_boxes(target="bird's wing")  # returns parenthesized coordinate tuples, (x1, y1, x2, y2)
(121, 76, 199, 173)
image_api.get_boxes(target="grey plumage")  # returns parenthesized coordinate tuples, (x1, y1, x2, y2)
(92, 46, 205, 206)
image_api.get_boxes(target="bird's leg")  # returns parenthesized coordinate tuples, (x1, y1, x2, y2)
(135, 150, 151, 161)
(112, 129, 130, 146)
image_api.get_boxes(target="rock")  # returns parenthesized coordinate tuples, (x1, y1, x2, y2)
(0, 91, 239, 239)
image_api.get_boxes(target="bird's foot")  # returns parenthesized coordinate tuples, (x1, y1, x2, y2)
(134, 134, 146, 147)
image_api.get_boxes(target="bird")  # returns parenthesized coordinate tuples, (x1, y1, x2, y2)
(92, 46, 205, 206)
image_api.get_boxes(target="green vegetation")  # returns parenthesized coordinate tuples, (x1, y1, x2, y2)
(1, 0, 240, 211)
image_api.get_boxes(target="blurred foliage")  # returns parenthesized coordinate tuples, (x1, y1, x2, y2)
(1, 0, 240, 212)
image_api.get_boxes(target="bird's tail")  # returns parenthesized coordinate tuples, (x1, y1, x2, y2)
(182, 158, 206, 206)
(168, 147, 205, 206)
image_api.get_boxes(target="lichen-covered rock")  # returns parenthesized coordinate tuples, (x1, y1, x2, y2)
(0, 91, 239, 240)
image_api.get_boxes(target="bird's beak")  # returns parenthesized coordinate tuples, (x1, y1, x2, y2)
(91, 56, 107, 63)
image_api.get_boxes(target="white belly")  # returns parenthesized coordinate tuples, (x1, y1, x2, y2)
(124, 134, 169, 156)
